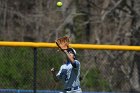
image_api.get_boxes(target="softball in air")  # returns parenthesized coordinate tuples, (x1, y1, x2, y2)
(57, 1, 63, 7)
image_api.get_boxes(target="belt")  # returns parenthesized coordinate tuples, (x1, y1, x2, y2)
(64, 86, 79, 91)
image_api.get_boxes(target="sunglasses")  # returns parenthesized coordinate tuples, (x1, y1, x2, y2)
(68, 51, 74, 54)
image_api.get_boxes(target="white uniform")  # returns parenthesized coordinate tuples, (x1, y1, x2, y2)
(56, 60, 82, 93)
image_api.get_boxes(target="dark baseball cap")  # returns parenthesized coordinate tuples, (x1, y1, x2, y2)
(67, 48, 76, 55)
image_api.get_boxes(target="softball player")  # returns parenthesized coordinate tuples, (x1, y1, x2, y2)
(51, 48, 82, 93)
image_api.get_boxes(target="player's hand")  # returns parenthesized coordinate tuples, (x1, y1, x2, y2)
(51, 68, 55, 72)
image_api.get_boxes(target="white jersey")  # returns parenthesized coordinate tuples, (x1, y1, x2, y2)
(56, 60, 80, 89)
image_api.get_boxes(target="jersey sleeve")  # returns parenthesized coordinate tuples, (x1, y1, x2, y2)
(56, 65, 63, 79)
(71, 60, 80, 68)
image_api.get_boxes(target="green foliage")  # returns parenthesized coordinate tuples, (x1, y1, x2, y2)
(0, 47, 33, 89)
(84, 68, 111, 91)
(0, 47, 64, 89)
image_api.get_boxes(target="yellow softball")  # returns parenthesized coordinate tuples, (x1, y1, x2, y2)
(57, 1, 63, 7)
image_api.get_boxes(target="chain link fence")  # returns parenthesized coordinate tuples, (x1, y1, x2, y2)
(0, 47, 139, 92)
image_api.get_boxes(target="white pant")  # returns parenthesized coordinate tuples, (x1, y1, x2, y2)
(60, 88, 82, 93)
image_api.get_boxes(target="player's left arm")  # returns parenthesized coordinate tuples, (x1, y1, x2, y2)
(71, 60, 80, 68)
(63, 50, 80, 68)
(63, 50, 74, 63)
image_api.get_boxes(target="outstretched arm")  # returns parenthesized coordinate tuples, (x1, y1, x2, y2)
(51, 68, 59, 82)
(63, 49, 80, 68)
(63, 50, 75, 64)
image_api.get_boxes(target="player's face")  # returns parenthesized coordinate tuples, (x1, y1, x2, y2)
(68, 51, 74, 58)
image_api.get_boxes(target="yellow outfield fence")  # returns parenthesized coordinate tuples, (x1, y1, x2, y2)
(0, 41, 139, 51)
(0, 41, 140, 92)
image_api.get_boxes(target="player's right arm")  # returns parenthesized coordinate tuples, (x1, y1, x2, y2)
(51, 65, 64, 82)
(51, 68, 59, 82)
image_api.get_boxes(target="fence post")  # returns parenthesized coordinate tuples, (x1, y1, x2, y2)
(33, 48, 37, 93)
